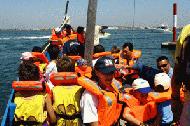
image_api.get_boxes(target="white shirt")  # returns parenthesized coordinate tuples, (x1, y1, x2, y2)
(80, 90, 98, 123)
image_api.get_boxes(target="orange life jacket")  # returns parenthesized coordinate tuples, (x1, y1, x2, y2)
(77, 77, 123, 126)
(149, 88, 185, 103)
(12, 81, 43, 91)
(32, 52, 49, 64)
(68, 55, 82, 61)
(121, 88, 157, 122)
(93, 51, 112, 59)
(49, 72, 78, 86)
(75, 66, 92, 78)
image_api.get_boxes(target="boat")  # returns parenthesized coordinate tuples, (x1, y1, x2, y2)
(155, 24, 172, 33)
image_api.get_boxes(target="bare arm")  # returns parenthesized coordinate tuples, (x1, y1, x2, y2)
(45, 94, 57, 124)
(85, 122, 98, 126)
(122, 107, 142, 126)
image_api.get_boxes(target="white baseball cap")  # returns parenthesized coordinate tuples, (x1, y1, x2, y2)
(132, 78, 151, 93)
(154, 73, 171, 90)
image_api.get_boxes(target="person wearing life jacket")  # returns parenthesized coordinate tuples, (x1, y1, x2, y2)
(156, 56, 173, 78)
(118, 42, 142, 85)
(171, 24, 190, 126)
(14, 61, 56, 125)
(150, 73, 174, 126)
(92, 44, 106, 67)
(80, 56, 123, 126)
(50, 56, 83, 126)
(110, 45, 120, 64)
(122, 78, 157, 126)
(75, 58, 92, 78)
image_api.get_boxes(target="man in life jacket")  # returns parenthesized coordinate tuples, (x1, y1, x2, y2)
(80, 56, 123, 126)
(119, 42, 142, 85)
(14, 61, 56, 125)
(171, 24, 190, 126)
(156, 56, 173, 78)
(122, 78, 156, 126)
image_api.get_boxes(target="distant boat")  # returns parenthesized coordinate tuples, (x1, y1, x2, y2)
(108, 26, 119, 30)
(155, 24, 172, 33)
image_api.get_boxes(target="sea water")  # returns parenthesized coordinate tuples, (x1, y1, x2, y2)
(0, 28, 176, 120)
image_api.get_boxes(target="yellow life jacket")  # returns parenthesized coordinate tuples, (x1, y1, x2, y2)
(50, 72, 83, 126)
(14, 92, 47, 124)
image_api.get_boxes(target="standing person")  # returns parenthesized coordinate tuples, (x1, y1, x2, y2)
(156, 56, 173, 78)
(77, 26, 85, 57)
(171, 24, 190, 126)
(80, 56, 123, 126)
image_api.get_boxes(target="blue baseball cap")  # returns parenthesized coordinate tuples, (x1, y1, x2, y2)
(94, 56, 116, 74)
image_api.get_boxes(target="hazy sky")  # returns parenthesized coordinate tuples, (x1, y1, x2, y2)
(0, 0, 190, 29)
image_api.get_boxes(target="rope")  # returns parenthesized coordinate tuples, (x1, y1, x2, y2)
(132, 0, 136, 45)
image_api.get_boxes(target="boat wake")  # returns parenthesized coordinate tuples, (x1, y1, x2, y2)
(0, 35, 50, 40)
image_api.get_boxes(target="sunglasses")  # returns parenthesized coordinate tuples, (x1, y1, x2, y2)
(157, 64, 168, 69)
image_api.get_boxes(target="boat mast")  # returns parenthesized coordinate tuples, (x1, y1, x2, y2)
(84, 0, 98, 66)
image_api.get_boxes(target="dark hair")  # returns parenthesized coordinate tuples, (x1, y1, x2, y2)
(64, 24, 72, 29)
(18, 61, 40, 81)
(56, 56, 75, 72)
(154, 84, 168, 92)
(111, 45, 120, 53)
(122, 42, 133, 51)
(77, 26, 85, 34)
(94, 44, 105, 53)
(156, 56, 169, 63)
(47, 44, 60, 60)
(32, 46, 42, 52)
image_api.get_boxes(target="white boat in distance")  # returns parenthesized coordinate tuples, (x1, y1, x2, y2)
(155, 24, 172, 33)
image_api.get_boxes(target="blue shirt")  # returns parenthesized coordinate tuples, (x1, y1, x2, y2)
(158, 100, 173, 124)
(168, 67, 173, 78)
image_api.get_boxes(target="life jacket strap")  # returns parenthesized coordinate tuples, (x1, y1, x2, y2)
(57, 112, 81, 120)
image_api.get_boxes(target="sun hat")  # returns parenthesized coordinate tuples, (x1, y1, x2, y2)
(154, 73, 171, 90)
(94, 56, 116, 74)
(20, 52, 33, 60)
(132, 78, 152, 93)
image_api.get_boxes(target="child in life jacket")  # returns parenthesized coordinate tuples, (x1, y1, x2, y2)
(122, 78, 156, 126)
(75, 58, 92, 78)
(51, 56, 83, 126)
(14, 61, 56, 125)
(152, 73, 173, 126)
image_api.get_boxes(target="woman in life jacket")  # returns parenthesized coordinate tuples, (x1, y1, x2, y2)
(14, 61, 56, 125)
(172, 24, 190, 126)
(122, 78, 157, 126)
(80, 56, 123, 126)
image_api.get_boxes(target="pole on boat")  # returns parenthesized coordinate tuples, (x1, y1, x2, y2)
(161, 3, 177, 49)
(173, 3, 177, 42)
(84, 0, 98, 66)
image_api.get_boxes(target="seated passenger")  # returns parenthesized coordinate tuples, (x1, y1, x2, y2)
(51, 56, 83, 125)
(62, 40, 80, 56)
(75, 58, 92, 78)
(14, 61, 56, 125)
(122, 78, 157, 126)
(152, 73, 173, 126)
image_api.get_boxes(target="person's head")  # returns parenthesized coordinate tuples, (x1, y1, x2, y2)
(93, 44, 105, 53)
(132, 78, 151, 104)
(122, 42, 133, 59)
(93, 56, 116, 90)
(32, 46, 42, 52)
(77, 26, 85, 34)
(18, 61, 40, 81)
(64, 24, 72, 35)
(76, 58, 88, 71)
(156, 56, 171, 74)
(154, 73, 171, 92)
(111, 45, 120, 54)
(56, 56, 75, 72)
(47, 44, 60, 60)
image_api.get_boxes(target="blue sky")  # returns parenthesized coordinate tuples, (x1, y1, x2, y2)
(0, 0, 190, 29)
